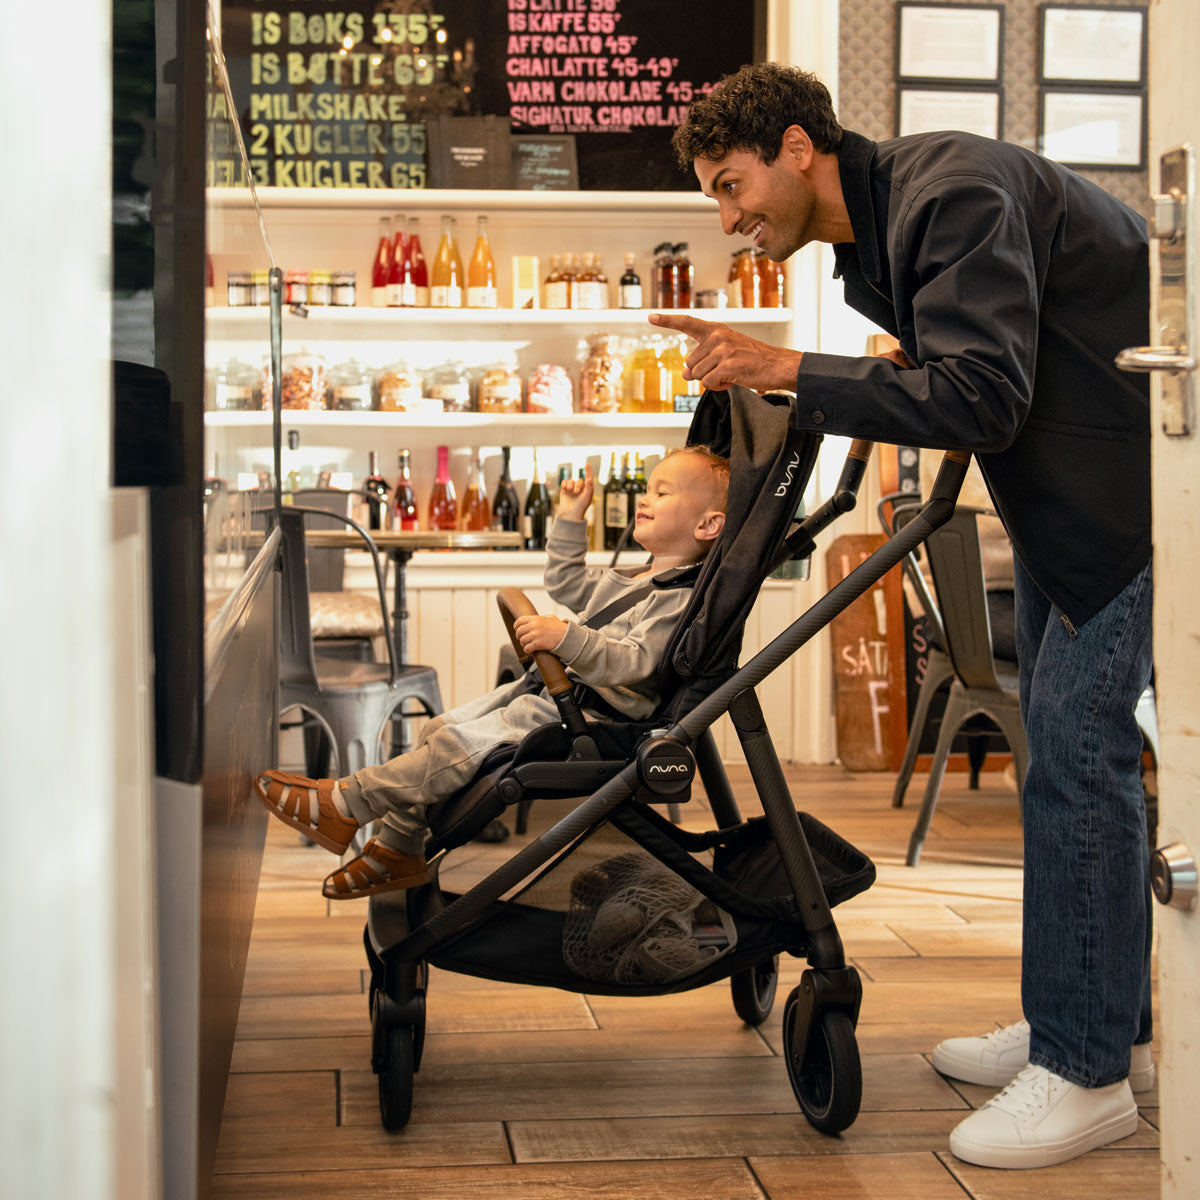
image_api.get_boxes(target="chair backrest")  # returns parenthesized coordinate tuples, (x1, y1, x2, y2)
(884, 492, 948, 650)
(288, 488, 356, 591)
(276, 504, 398, 690)
(923, 507, 1005, 692)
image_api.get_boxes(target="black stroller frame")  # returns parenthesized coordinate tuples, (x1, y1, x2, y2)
(362, 387, 970, 1135)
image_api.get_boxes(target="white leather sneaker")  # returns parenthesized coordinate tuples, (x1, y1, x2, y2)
(932, 1020, 1157, 1092)
(949, 1063, 1139, 1169)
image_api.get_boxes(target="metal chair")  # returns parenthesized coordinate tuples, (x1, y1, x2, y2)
(277, 504, 443, 779)
(904, 505, 1029, 866)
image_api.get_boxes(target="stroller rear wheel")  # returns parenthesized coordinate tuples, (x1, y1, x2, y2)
(730, 956, 779, 1026)
(782, 987, 861, 1134)
(372, 1001, 416, 1132)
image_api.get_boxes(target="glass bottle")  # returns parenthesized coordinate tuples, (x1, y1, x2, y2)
(762, 253, 786, 307)
(391, 449, 419, 531)
(619, 252, 642, 308)
(660, 335, 700, 414)
(427, 444, 458, 530)
(372, 215, 392, 306)
(580, 333, 623, 413)
(364, 450, 390, 531)
(603, 451, 628, 551)
(672, 242, 694, 309)
(466, 215, 498, 308)
(624, 334, 668, 413)
(653, 241, 676, 308)
(523, 447, 552, 550)
(543, 253, 567, 309)
(490, 446, 521, 535)
(385, 213, 405, 306)
(461, 451, 492, 531)
(577, 252, 602, 309)
(735, 247, 762, 308)
(629, 454, 648, 513)
(477, 357, 523, 413)
(431, 215, 463, 308)
(426, 359, 472, 413)
(561, 252, 579, 309)
(404, 215, 429, 306)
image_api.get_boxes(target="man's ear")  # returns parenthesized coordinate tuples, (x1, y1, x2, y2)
(780, 124, 814, 169)
(697, 511, 726, 542)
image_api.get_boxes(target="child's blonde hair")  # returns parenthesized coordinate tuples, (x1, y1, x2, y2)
(662, 444, 730, 512)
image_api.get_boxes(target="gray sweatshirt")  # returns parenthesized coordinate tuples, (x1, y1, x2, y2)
(544, 518, 695, 719)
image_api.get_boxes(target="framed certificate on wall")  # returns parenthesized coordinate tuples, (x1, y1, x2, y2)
(896, 2, 1005, 83)
(1039, 88, 1146, 169)
(1039, 4, 1147, 86)
(897, 86, 1003, 139)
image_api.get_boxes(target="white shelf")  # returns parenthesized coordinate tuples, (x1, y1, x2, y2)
(205, 304, 792, 337)
(205, 410, 691, 431)
(208, 186, 719, 214)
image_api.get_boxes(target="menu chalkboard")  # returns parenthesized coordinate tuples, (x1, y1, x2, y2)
(212, 0, 764, 191)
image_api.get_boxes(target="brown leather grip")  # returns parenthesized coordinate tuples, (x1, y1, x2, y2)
(496, 587, 573, 697)
(847, 439, 874, 462)
(944, 450, 972, 467)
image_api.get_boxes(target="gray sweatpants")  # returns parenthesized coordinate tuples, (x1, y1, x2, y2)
(340, 677, 558, 854)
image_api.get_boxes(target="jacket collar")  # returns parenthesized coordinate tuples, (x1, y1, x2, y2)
(832, 129, 883, 284)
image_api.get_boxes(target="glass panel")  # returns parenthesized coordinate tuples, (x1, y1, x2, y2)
(204, 4, 281, 634)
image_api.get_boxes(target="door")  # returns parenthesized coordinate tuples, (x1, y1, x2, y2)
(1141, 1, 1200, 1195)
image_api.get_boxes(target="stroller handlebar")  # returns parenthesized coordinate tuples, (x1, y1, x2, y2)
(496, 587, 573, 698)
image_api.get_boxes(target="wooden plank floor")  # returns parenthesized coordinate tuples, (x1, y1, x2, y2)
(213, 764, 1160, 1199)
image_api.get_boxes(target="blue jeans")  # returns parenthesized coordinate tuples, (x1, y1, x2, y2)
(1015, 556, 1154, 1088)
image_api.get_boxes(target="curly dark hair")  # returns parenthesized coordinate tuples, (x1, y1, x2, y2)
(671, 63, 843, 169)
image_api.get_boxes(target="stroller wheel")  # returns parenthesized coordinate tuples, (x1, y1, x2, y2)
(374, 1017, 416, 1132)
(782, 988, 861, 1135)
(730, 956, 779, 1026)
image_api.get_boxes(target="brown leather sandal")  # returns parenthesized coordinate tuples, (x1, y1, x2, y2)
(322, 837, 431, 900)
(253, 769, 359, 854)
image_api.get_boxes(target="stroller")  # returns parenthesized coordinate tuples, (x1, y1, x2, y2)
(363, 385, 970, 1135)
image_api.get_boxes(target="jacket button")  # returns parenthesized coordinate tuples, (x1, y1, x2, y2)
(810, 410, 825, 425)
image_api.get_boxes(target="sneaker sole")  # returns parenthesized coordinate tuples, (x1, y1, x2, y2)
(949, 1105, 1139, 1169)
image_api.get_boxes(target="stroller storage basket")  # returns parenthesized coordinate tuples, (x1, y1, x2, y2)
(424, 802, 874, 996)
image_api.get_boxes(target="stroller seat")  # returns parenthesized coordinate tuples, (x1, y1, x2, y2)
(361, 384, 973, 1138)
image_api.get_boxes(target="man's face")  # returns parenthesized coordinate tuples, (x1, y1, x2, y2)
(694, 141, 816, 262)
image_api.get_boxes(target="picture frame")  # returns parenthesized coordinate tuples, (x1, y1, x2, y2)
(1039, 88, 1146, 170)
(896, 85, 1003, 140)
(895, 2, 1005, 83)
(1039, 4, 1147, 86)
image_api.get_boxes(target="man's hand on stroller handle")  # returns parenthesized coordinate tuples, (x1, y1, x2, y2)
(649, 312, 804, 394)
(558, 463, 595, 521)
(513, 614, 568, 655)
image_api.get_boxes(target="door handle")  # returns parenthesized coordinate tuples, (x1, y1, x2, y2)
(1116, 346, 1197, 372)
(1151, 841, 1198, 911)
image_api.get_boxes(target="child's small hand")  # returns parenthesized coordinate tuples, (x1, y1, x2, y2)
(513, 614, 569, 655)
(556, 463, 594, 522)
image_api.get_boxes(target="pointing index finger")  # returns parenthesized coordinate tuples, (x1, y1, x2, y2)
(648, 311, 717, 338)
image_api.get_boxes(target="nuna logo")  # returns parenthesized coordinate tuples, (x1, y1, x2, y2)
(774, 451, 801, 497)
(648, 762, 690, 775)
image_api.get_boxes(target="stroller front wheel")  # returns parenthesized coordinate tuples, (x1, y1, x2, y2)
(782, 988, 861, 1134)
(730, 955, 779, 1026)
(374, 1018, 416, 1132)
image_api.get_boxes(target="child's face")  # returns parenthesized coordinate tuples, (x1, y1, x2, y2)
(632, 453, 724, 558)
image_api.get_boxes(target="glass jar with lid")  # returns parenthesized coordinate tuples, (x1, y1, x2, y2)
(261, 349, 326, 410)
(283, 268, 309, 306)
(326, 357, 374, 411)
(308, 270, 332, 306)
(376, 360, 423, 412)
(476, 358, 523, 413)
(251, 268, 270, 306)
(211, 356, 258, 411)
(226, 269, 252, 307)
(526, 362, 574, 415)
(579, 333, 623, 413)
(425, 359, 472, 412)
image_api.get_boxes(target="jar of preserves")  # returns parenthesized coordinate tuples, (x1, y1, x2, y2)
(731, 248, 762, 308)
(526, 362, 574, 415)
(251, 268, 270, 306)
(211, 356, 258, 411)
(376, 361, 423, 412)
(283, 268, 309, 305)
(326, 357, 373, 411)
(477, 360, 523, 413)
(331, 269, 357, 307)
(261, 350, 326, 410)
(226, 269, 252, 307)
(425, 360, 472, 412)
(579, 333, 623, 413)
(308, 270, 332, 306)
(757, 250, 786, 307)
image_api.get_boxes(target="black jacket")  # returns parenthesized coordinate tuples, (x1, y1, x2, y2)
(794, 129, 1150, 625)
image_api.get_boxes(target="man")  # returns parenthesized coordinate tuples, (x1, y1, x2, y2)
(652, 62, 1154, 1171)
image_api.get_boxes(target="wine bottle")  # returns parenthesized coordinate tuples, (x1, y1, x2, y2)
(427, 444, 458, 531)
(431, 215, 463, 308)
(619, 251, 642, 308)
(385, 212, 405, 307)
(672, 242, 694, 309)
(372, 215, 392, 306)
(404, 216, 429, 307)
(466, 215, 498, 309)
(391, 448, 418, 530)
(461, 451, 491, 530)
(490, 445, 521, 537)
(364, 450, 390, 531)
(523, 448, 552, 550)
(603, 451, 628, 551)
